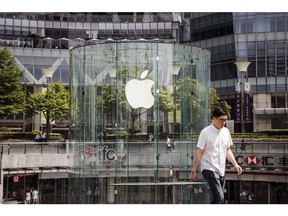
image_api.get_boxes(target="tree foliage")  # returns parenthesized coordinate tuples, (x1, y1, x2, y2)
(0, 47, 25, 118)
(96, 84, 116, 112)
(96, 65, 174, 138)
(174, 77, 205, 131)
(158, 86, 175, 112)
(210, 88, 232, 119)
(26, 82, 69, 138)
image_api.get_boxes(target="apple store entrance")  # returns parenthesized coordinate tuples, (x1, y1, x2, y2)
(69, 41, 210, 204)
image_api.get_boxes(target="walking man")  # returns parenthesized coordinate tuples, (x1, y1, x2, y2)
(191, 107, 242, 204)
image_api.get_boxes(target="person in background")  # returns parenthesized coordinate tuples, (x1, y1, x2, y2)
(41, 132, 47, 142)
(32, 188, 39, 204)
(166, 137, 172, 152)
(35, 133, 41, 142)
(171, 139, 176, 150)
(103, 130, 107, 142)
(25, 190, 31, 204)
(148, 133, 153, 143)
(86, 186, 92, 204)
(94, 187, 100, 204)
(191, 107, 242, 204)
(247, 193, 253, 204)
(240, 139, 247, 153)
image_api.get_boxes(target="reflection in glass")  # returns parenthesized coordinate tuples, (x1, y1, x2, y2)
(69, 42, 210, 204)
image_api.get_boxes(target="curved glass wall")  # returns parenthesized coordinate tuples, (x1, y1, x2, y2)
(69, 42, 210, 204)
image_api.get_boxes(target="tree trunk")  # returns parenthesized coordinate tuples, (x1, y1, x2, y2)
(46, 116, 50, 141)
(131, 109, 137, 140)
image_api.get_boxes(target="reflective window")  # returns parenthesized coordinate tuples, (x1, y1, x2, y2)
(257, 18, 266, 32)
(257, 60, 266, 77)
(247, 19, 255, 33)
(268, 17, 275, 32)
(247, 61, 256, 77)
(276, 16, 285, 32)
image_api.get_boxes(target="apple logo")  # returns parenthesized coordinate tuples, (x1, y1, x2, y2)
(125, 70, 154, 109)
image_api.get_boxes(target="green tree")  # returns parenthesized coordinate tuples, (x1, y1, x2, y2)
(96, 66, 174, 139)
(26, 82, 69, 140)
(0, 47, 25, 118)
(210, 88, 232, 119)
(96, 84, 116, 112)
(158, 86, 175, 112)
(174, 77, 205, 131)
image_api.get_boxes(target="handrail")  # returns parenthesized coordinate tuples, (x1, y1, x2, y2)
(110, 181, 207, 186)
(0, 140, 287, 155)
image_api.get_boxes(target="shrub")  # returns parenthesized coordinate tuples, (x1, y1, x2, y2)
(32, 130, 41, 134)
(0, 132, 63, 141)
(0, 127, 11, 132)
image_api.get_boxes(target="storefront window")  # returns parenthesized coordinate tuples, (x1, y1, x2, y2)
(69, 42, 210, 204)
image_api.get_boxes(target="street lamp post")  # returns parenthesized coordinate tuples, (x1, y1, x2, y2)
(42, 67, 55, 84)
(234, 61, 251, 134)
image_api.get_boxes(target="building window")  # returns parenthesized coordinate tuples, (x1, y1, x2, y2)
(276, 16, 285, 32)
(257, 60, 266, 77)
(247, 19, 255, 33)
(184, 13, 191, 19)
(257, 18, 266, 32)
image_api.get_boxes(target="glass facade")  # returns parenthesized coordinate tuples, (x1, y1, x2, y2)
(1, 12, 287, 205)
(3, 174, 69, 204)
(69, 42, 211, 204)
(0, 12, 181, 132)
(186, 12, 288, 132)
(0, 12, 179, 51)
(232, 13, 288, 131)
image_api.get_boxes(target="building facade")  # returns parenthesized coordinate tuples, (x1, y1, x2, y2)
(184, 12, 288, 132)
(0, 12, 288, 204)
(0, 12, 183, 132)
(1, 12, 288, 132)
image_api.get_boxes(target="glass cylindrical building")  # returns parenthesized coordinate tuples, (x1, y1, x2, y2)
(69, 41, 210, 204)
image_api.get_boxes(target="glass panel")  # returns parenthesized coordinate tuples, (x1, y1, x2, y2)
(257, 18, 266, 32)
(69, 42, 210, 204)
(269, 143, 285, 153)
(276, 16, 285, 32)
(253, 143, 268, 153)
(237, 18, 246, 34)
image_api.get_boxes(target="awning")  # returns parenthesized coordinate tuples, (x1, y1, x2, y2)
(3, 166, 69, 175)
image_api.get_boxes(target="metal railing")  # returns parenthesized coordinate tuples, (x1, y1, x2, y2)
(1, 141, 67, 155)
(1, 140, 287, 156)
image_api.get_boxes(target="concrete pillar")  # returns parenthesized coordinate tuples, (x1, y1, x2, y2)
(253, 93, 271, 131)
(107, 177, 115, 204)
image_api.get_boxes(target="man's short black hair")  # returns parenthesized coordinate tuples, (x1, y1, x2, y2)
(212, 107, 228, 118)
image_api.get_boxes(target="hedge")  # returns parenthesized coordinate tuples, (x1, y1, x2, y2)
(0, 132, 63, 141)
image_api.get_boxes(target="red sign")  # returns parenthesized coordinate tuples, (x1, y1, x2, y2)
(245, 156, 260, 165)
(80, 145, 97, 156)
(13, 176, 19, 183)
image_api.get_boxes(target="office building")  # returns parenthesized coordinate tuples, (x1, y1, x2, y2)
(184, 12, 288, 132)
(0, 12, 287, 204)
